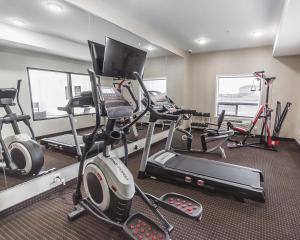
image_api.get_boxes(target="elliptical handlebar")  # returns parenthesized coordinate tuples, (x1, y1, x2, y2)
(123, 84, 139, 113)
(121, 72, 150, 131)
(16, 79, 25, 115)
(113, 80, 139, 114)
(82, 69, 103, 150)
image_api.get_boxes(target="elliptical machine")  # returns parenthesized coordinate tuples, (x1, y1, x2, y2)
(0, 80, 44, 176)
(68, 38, 202, 240)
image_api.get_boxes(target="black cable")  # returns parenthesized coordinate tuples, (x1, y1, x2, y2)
(122, 132, 129, 166)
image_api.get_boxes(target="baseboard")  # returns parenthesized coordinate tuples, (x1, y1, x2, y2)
(0, 179, 77, 219)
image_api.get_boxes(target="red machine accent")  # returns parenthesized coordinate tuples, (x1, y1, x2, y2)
(252, 105, 264, 125)
(233, 127, 248, 135)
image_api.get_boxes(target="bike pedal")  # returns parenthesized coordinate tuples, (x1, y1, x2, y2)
(160, 193, 203, 220)
(124, 213, 170, 240)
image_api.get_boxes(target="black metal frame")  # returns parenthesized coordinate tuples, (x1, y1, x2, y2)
(27, 67, 95, 121)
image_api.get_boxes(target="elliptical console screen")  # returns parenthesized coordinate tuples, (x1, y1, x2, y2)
(102, 37, 147, 80)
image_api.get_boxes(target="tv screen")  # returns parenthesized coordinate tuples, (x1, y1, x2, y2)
(102, 37, 147, 80)
(88, 40, 105, 76)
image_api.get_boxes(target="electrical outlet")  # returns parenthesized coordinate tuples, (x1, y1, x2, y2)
(51, 173, 65, 186)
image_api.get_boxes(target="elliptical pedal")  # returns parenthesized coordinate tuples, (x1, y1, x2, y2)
(159, 193, 202, 220)
(124, 213, 170, 240)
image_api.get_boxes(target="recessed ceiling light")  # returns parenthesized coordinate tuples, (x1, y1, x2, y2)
(144, 45, 155, 51)
(8, 18, 27, 27)
(46, 2, 64, 13)
(252, 31, 262, 38)
(195, 38, 209, 45)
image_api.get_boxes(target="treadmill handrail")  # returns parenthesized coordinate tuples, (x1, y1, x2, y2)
(57, 91, 94, 114)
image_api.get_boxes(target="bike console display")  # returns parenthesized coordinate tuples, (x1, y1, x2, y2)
(0, 88, 17, 106)
(98, 86, 133, 119)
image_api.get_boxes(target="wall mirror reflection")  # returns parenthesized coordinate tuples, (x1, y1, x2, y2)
(0, 0, 182, 192)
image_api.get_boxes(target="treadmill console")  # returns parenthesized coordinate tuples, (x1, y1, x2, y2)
(147, 91, 178, 114)
(98, 86, 133, 119)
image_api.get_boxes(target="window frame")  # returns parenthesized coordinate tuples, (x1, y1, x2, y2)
(27, 67, 94, 121)
(215, 74, 262, 119)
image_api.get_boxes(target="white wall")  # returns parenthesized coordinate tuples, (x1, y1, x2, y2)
(0, 46, 95, 138)
(296, 80, 300, 144)
(188, 46, 300, 139)
(144, 55, 185, 106)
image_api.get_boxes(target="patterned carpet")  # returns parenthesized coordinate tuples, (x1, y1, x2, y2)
(0, 137, 300, 240)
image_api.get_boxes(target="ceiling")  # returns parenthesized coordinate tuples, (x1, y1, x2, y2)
(1, 0, 297, 59)
(89, 0, 285, 54)
(273, 0, 300, 56)
(0, 0, 172, 60)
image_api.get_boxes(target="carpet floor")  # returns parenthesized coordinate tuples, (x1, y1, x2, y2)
(0, 137, 300, 240)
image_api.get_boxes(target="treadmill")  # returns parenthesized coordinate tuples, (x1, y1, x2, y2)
(41, 134, 87, 155)
(40, 91, 103, 157)
(138, 90, 265, 203)
(41, 40, 105, 157)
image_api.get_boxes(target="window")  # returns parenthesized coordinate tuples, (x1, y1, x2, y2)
(139, 77, 167, 110)
(70, 74, 95, 116)
(28, 68, 69, 120)
(216, 75, 261, 118)
(28, 68, 95, 120)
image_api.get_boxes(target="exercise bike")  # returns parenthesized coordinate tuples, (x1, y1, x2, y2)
(68, 45, 203, 238)
(172, 109, 234, 158)
(0, 80, 45, 176)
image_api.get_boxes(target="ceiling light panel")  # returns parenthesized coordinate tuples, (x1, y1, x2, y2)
(7, 18, 27, 27)
(252, 31, 263, 38)
(144, 45, 155, 51)
(195, 38, 210, 45)
(46, 2, 64, 13)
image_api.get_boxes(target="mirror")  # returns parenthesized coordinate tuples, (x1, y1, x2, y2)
(0, 0, 184, 194)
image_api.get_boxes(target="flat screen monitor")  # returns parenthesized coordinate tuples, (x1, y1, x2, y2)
(102, 37, 147, 80)
(88, 40, 105, 76)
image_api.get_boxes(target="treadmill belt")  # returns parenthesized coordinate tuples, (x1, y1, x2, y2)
(164, 155, 261, 187)
(43, 134, 83, 147)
